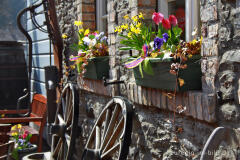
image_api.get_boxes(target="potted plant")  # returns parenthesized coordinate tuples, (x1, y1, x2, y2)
(10, 124, 37, 160)
(115, 12, 202, 92)
(63, 21, 109, 80)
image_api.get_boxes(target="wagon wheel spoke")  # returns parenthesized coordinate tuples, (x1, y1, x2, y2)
(102, 109, 111, 142)
(101, 143, 120, 159)
(57, 142, 64, 160)
(57, 114, 65, 125)
(65, 133, 71, 147)
(51, 83, 79, 160)
(53, 138, 63, 157)
(102, 116, 124, 154)
(101, 104, 120, 149)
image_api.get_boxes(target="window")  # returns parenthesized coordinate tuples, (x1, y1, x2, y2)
(158, 0, 200, 41)
(96, 0, 107, 33)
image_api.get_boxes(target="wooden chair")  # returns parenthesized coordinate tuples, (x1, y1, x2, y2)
(0, 141, 14, 160)
(0, 94, 47, 152)
(0, 124, 14, 160)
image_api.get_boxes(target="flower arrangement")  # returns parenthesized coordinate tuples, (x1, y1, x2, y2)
(11, 124, 33, 160)
(115, 12, 183, 76)
(62, 21, 108, 77)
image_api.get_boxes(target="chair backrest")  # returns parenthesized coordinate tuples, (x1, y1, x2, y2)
(30, 94, 47, 128)
(0, 141, 14, 160)
(0, 124, 11, 144)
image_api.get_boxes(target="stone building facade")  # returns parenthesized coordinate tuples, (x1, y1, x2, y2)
(55, 0, 240, 159)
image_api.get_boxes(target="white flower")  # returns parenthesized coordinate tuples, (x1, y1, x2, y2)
(89, 39, 97, 48)
(150, 41, 154, 49)
(83, 37, 91, 45)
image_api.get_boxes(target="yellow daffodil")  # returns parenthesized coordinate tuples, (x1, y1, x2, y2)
(11, 132, 18, 137)
(79, 28, 84, 33)
(78, 41, 83, 45)
(134, 28, 141, 34)
(121, 24, 128, 30)
(11, 125, 16, 131)
(62, 34, 68, 39)
(127, 32, 132, 38)
(139, 12, 144, 19)
(84, 29, 90, 36)
(130, 25, 141, 34)
(136, 22, 141, 28)
(114, 26, 122, 33)
(74, 20, 83, 26)
(17, 124, 22, 129)
(132, 16, 138, 22)
(124, 14, 129, 19)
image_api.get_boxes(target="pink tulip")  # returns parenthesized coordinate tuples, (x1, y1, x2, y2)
(162, 18, 171, 30)
(152, 12, 164, 25)
(169, 15, 178, 26)
(22, 133, 27, 139)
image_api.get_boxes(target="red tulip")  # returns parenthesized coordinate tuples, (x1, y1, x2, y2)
(162, 18, 171, 30)
(169, 15, 178, 26)
(152, 12, 164, 25)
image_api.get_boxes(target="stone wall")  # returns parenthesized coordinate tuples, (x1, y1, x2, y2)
(55, 0, 240, 159)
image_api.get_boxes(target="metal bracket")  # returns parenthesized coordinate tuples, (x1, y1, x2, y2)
(103, 77, 124, 86)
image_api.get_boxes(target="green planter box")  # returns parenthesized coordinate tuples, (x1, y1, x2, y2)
(84, 56, 110, 80)
(132, 56, 202, 92)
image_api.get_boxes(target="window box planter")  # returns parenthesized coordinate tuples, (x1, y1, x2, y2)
(131, 55, 202, 92)
(84, 56, 110, 80)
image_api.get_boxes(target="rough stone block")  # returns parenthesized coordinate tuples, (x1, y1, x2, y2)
(202, 75, 216, 93)
(109, 11, 116, 22)
(108, 23, 115, 34)
(208, 23, 218, 38)
(108, 46, 116, 56)
(201, 39, 218, 57)
(110, 34, 116, 45)
(201, 5, 217, 23)
(201, 57, 218, 76)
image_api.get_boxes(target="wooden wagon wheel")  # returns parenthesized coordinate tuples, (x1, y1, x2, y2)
(200, 127, 240, 160)
(50, 83, 79, 160)
(82, 96, 133, 160)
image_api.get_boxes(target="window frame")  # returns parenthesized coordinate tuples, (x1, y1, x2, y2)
(158, 0, 200, 41)
(96, 0, 107, 33)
